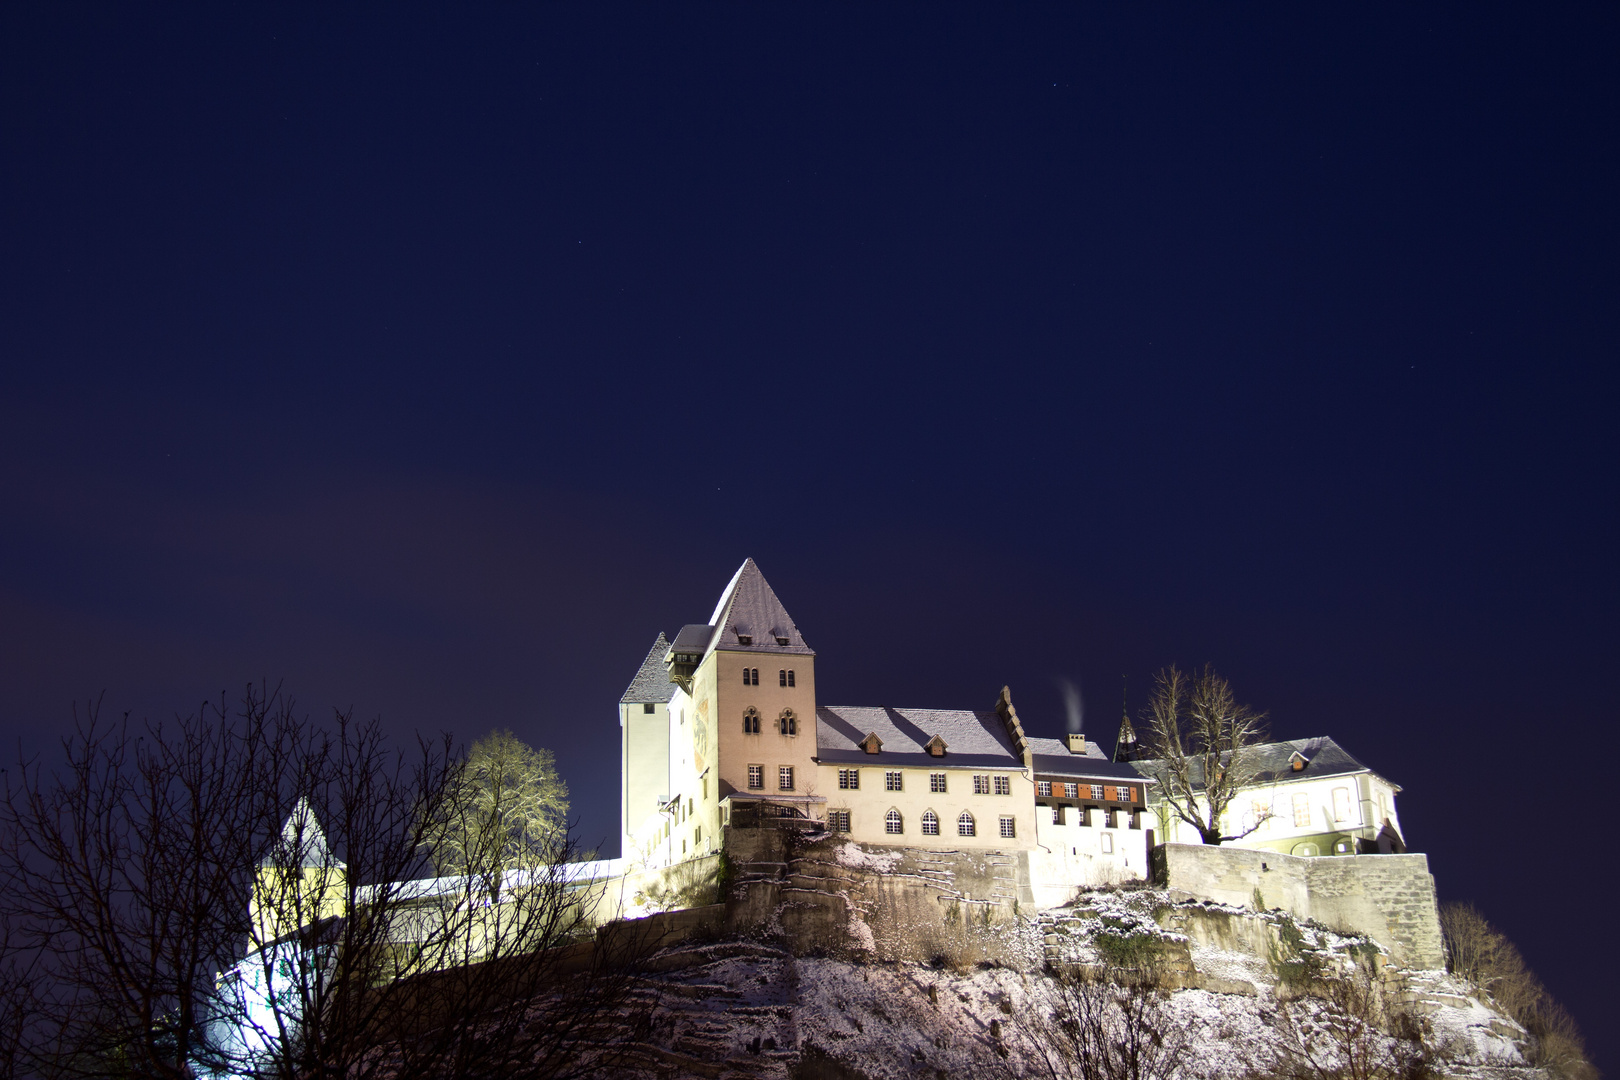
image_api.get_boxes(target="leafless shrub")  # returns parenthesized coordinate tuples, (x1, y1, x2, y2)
(1269, 965, 1431, 1080)
(1000, 964, 1187, 1080)
(1439, 901, 1594, 1080)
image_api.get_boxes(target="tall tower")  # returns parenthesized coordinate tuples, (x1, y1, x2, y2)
(667, 559, 818, 812)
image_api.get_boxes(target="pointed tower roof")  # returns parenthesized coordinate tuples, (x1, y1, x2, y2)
(263, 799, 342, 869)
(621, 632, 679, 704)
(703, 558, 813, 657)
(1114, 712, 1140, 762)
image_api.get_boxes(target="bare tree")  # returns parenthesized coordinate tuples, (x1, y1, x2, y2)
(0, 690, 292, 1079)
(1135, 665, 1272, 845)
(1, 688, 650, 1080)
(418, 729, 571, 891)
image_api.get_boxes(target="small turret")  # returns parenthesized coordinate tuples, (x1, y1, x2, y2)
(1114, 677, 1141, 762)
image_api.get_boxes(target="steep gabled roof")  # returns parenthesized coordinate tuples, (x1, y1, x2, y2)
(703, 558, 813, 657)
(620, 633, 679, 704)
(263, 799, 342, 869)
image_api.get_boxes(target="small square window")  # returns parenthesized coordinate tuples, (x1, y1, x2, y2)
(1064, 783, 1079, 799)
(747, 765, 764, 790)
(1037, 780, 1052, 797)
(779, 766, 795, 791)
(930, 773, 947, 793)
(999, 816, 1016, 839)
(838, 769, 860, 790)
(994, 775, 1011, 796)
(885, 771, 903, 792)
(643, 703, 655, 714)
(1089, 784, 1104, 801)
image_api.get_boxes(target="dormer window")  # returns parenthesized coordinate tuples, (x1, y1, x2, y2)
(859, 731, 883, 755)
(775, 635, 790, 646)
(1289, 752, 1310, 773)
(737, 634, 752, 646)
(924, 735, 948, 758)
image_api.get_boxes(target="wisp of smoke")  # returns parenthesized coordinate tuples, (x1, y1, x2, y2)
(1058, 677, 1083, 734)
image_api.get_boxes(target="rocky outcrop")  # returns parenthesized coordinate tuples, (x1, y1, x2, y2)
(586, 832, 1534, 1079)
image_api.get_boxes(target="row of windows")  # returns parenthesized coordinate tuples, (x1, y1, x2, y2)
(1239, 787, 1359, 831)
(742, 708, 797, 735)
(831, 771, 1016, 794)
(747, 764, 796, 791)
(1049, 805, 1136, 828)
(826, 809, 1016, 839)
(742, 668, 797, 687)
(1036, 780, 1137, 802)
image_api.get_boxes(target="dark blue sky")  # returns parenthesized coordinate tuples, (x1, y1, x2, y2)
(2, 4, 1615, 1067)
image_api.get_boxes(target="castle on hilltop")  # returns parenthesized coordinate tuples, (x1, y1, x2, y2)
(618, 559, 1410, 897)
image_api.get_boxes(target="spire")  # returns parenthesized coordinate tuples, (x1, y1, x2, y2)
(263, 799, 342, 869)
(707, 558, 812, 654)
(1114, 675, 1140, 762)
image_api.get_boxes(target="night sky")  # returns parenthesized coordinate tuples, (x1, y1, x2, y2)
(2, 5, 1615, 1069)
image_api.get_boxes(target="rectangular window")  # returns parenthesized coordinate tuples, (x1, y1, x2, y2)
(748, 765, 764, 790)
(999, 816, 1016, 839)
(994, 775, 1011, 796)
(973, 775, 990, 795)
(695, 825, 701, 844)
(787, 670, 796, 687)
(1050, 805, 1062, 825)
(885, 771, 903, 792)
(1089, 784, 1104, 801)
(1064, 783, 1079, 799)
(1076, 806, 1089, 827)
(779, 669, 787, 686)
(643, 703, 655, 714)
(829, 810, 850, 832)
(1292, 793, 1311, 828)
(779, 766, 795, 791)
(930, 773, 947, 793)
(1037, 780, 1052, 797)
(1100, 832, 1113, 854)
(838, 769, 860, 790)
(1332, 787, 1351, 823)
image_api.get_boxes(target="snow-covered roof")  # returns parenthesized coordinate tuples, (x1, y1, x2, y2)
(1026, 737, 1153, 782)
(701, 558, 814, 658)
(620, 633, 679, 704)
(816, 706, 1023, 768)
(1129, 736, 1397, 791)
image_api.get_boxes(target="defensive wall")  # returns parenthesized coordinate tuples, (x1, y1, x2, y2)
(1153, 842, 1444, 970)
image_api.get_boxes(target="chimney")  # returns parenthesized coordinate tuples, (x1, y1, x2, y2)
(1066, 733, 1086, 754)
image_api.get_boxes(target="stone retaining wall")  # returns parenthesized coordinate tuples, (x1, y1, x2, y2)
(1156, 843, 1443, 969)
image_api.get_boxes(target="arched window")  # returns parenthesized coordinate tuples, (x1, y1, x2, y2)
(921, 810, 940, 836)
(779, 709, 797, 736)
(957, 811, 976, 837)
(885, 809, 903, 835)
(742, 707, 761, 734)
